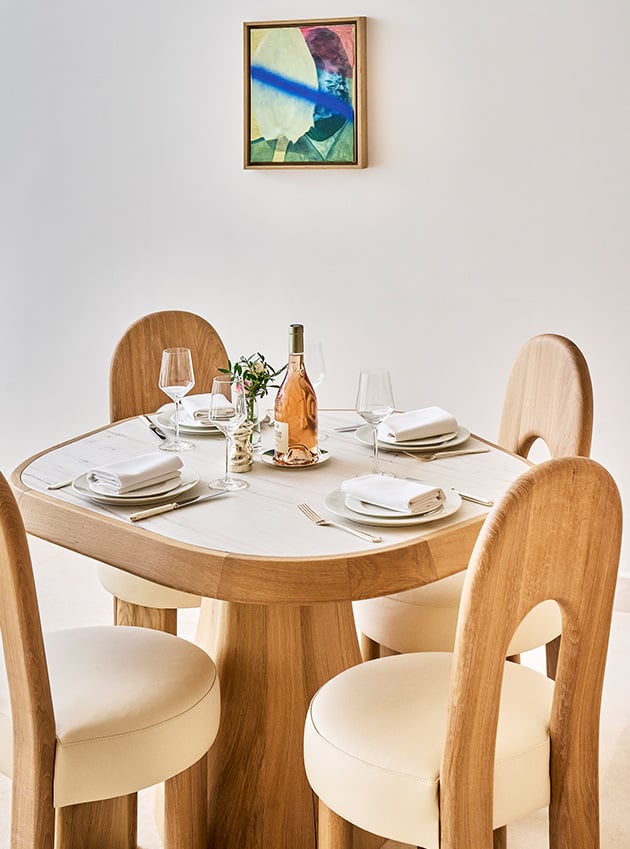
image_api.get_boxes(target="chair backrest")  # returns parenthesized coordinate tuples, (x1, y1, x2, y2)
(109, 310, 229, 422)
(498, 334, 593, 459)
(440, 456, 621, 848)
(0, 472, 56, 835)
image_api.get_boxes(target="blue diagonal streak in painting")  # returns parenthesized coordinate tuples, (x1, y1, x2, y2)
(250, 65, 354, 121)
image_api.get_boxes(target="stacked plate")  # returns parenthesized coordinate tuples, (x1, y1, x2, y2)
(354, 424, 471, 454)
(156, 404, 221, 435)
(72, 471, 201, 506)
(323, 488, 462, 527)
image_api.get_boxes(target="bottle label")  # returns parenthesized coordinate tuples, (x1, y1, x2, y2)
(274, 420, 289, 453)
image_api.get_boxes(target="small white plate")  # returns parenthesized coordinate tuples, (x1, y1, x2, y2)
(72, 472, 201, 506)
(354, 424, 471, 453)
(259, 449, 330, 468)
(88, 475, 184, 498)
(324, 488, 462, 526)
(344, 494, 443, 519)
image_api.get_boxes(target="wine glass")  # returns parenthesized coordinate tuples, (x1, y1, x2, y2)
(158, 347, 195, 452)
(305, 341, 327, 390)
(208, 376, 248, 491)
(305, 340, 328, 441)
(355, 369, 394, 474)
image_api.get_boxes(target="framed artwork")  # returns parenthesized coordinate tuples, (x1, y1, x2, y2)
(244, 17, 367, 169)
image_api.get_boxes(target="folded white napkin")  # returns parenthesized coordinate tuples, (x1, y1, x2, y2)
(380, 406, 458, 443)
(341, 474, 445, 515)
(179, 393, 233, 424)
(87, 452, 183, 494)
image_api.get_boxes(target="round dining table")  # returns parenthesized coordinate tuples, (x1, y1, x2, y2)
(11, 411, 530, 849)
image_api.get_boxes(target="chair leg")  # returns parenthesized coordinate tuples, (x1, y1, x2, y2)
(318, 799, 353, 849)
(10, 788, 55, 849)
(163, 755, 209, 849)
(114, 597, 178, 634)
(359, 631, 381, 661)
(55, 794, 136, 849)
(493, 825, 507, 849)
(545, 636, 560, 680)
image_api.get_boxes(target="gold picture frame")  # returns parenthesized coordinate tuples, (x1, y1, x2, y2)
(244, 17, 367, 169)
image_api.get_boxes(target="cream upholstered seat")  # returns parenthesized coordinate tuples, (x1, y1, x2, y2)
(97, 309, 229, 634)
(305, 456, 621, 849)
(0, 471, 221, 849)
(353, 333, 593, 677)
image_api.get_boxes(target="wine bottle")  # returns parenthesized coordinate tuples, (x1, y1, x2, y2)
(274, 324, 319, 465)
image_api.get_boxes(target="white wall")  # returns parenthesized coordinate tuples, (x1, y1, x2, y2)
(2, 1, 629, 568)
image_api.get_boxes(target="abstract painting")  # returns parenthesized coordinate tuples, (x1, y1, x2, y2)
(244, 18, 367, 168)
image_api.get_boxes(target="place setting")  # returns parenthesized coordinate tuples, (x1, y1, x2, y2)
(71, 451, 201, 507)
(354, 404, 482, 455)
(324, 472, 462, 528)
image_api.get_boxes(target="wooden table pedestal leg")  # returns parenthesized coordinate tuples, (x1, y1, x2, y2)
(195, 598, 382, 849)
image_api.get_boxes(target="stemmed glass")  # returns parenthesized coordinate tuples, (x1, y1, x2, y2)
(158, 347, 195, 452)
(355, 369, 394, 474)
(305, 341, 328, 441)
(305, 341, 327, 391)
(208, 376, 248, 491)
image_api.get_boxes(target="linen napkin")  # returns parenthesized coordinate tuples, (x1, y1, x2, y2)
(379, 406, 458, 443)
(179, 393, 233, 425)
(341, 474, 445, 515)
(86, 452, 184, 495)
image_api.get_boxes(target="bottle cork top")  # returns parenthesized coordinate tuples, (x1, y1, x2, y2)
(289, 324, 304, 354)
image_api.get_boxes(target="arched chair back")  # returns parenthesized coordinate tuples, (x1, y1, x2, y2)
(0, 473, 56, 845)
(109, 309, 228, 422)
(498, 333, 593, 459)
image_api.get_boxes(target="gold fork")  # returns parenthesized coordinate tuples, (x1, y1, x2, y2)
(402, 447, 490, 462)
(297, 503, 383, 544)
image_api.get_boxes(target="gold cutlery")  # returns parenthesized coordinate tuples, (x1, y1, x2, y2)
(139, 414, 167, 440)
(298, 503, 382, 543)
(402, 447, 490, 462)
(451, 489, 494, 507)
(130, 490, 228, 522)
(47, 479, 73, 490)
(405, 477, 494, 507)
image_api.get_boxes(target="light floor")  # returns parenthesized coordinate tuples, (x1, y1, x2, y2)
(1, 538, 628, 849)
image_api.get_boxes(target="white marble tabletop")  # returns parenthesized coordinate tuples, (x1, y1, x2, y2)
(17, 411, 529, 561)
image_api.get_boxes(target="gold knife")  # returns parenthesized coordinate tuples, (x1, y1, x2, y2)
(130, 490, 228, 522)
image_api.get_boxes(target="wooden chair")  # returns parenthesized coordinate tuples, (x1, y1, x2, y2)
(304, 456, 621, 849)
(353, 333, 594, 678)
(97, 309, 229, 634)
(0, 471, 221, 849)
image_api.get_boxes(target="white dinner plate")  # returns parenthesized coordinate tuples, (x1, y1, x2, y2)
(88, 475, 184, 498)
(377, 429, 457, 447)
(354, 424, 471, 453)
(324, 488, 462, 527)
(259, 449, 330, 468)
(72, 472, 201, 506)
(343, 494, 444, 519)
(156, 406, 220, 435)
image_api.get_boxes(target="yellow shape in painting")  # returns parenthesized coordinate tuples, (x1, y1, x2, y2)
(251, 28, 318, 143)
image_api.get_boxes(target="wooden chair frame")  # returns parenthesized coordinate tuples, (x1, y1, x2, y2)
(106, 309, 229, 632)
(359, 333, 594, 678)
(317, 457, 621, 849)
(0, 472, 209, 849)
